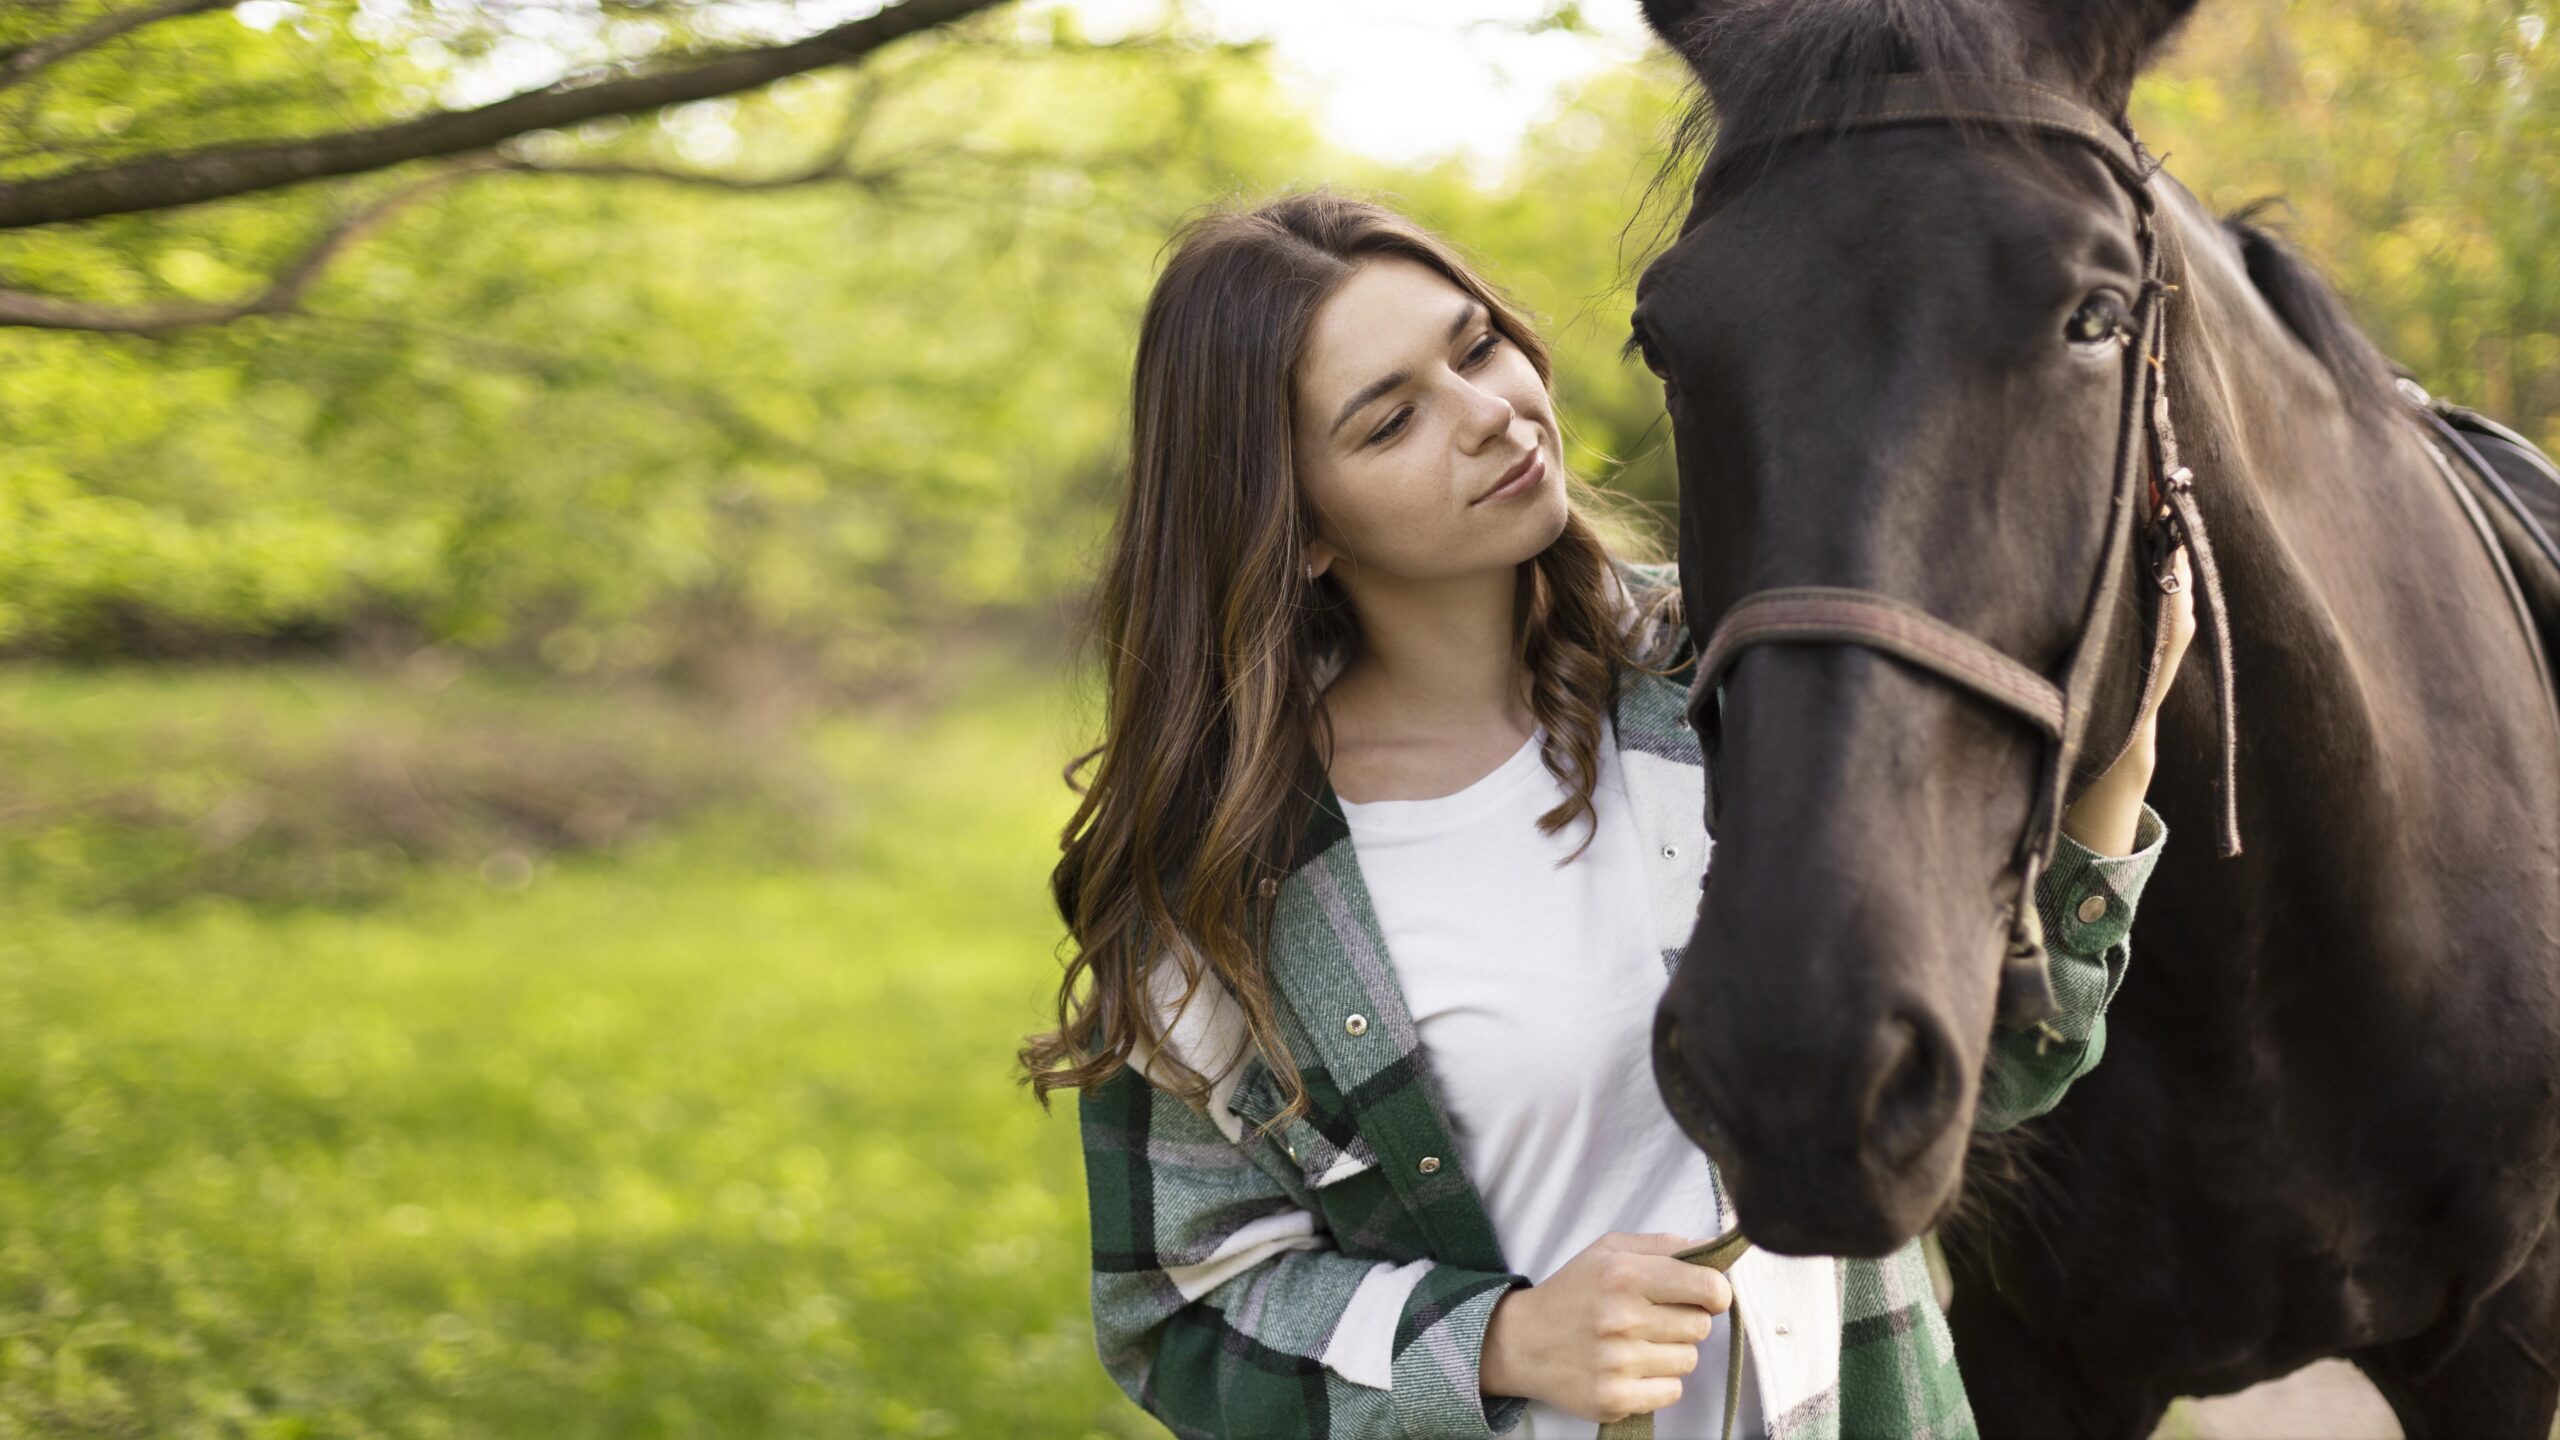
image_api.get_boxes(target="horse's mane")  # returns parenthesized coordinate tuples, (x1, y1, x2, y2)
(1618, 0, 2057, 364)
(1635, 0, 2196, 184)
(2218, 196, 2404, 426)
(1651, 0, 2035, 168)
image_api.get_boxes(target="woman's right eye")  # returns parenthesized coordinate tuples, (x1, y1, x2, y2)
(1367, 408, 1411, 445)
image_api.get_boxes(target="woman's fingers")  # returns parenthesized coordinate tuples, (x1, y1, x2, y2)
(2145, 513, 2199, 717)
(1639, 1256, 1732, 1314)
(1640, 1301, 1720, 1345)
(2164, 540, 2197, 657)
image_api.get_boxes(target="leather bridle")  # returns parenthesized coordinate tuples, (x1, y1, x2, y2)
(1672, 75, 2245, 1041)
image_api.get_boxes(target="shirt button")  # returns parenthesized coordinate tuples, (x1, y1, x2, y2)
(1775, 1321, 1791, 1336)
(1418, 1156, 1442, 1174)
(1661, 844, 1680, 860)
(1344, 1014, 1368, 1037)
(2076, 893, 2109, 924)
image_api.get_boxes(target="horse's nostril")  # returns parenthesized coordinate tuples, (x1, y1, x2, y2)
(1866, 1009, 1958, 1172)
(1653, 1005, 1724, 1148)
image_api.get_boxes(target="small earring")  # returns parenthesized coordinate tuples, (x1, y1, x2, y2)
(1304, 561, 1317, 583)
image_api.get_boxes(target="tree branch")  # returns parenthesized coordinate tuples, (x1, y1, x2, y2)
(497, 135, 1176, 204)
(0, 0, 240, 96)
(0, 126, 1166, 333)
(491, 153, 900, 194)
(0, 157, 489, 331)
(0, 0, 1001, 230)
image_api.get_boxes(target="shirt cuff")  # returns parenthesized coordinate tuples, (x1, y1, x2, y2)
(1393, 1266, 1534, 1438)
(2038, 799, 2167, 960)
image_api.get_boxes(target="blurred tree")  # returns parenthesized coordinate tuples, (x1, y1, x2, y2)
(0, 0, 1016, 329)
(2138, 0, 2555, 446)
(0, 0, 1327, 685)
(0, 0, 2547, 686)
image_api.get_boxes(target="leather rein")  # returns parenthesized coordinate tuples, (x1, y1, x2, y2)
(1678, 75, 2246, 1043)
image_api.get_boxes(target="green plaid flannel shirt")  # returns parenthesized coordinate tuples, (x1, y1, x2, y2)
(1078, 561, 2168, 1439)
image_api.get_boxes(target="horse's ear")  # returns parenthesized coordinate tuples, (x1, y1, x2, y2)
(2029, 0, 2204, 113)
(1636, 0, 1719, 61)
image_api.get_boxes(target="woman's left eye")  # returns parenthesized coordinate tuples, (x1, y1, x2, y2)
(1366, 335, 1503, 446)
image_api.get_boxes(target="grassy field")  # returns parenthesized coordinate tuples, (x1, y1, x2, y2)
(0, 655, 1149, 1438)
(0, 654, 2377, 1439)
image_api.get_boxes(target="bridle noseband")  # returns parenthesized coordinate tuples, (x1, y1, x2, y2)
(1676, 75, 2244, 1040)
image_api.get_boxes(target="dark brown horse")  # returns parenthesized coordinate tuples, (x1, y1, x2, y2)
(1626, 0, 2560, 1432)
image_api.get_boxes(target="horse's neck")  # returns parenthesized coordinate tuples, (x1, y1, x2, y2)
(2147, 175, 2559, 991)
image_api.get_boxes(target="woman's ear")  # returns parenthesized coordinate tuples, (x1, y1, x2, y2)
(1303, 540, 1335, 583)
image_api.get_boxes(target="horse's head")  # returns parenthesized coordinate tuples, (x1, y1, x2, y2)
(1632, 0, 2202, 1256)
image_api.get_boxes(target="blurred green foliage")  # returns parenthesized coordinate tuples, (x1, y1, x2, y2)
(2139, 0, 2557, 441)
(0, 4, 1325, 684)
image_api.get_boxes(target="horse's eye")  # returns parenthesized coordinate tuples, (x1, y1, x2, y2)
(1629, 319, 1676, 383)
(2065, 294, 2132, 347)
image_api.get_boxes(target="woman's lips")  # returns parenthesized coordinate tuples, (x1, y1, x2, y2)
(1474, 451, 1544, 505)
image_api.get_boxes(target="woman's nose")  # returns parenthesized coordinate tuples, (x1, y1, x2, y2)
(1463, 383, 1516, 448)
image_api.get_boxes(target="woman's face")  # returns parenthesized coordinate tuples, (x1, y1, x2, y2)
(1292, 255, 1569, 587)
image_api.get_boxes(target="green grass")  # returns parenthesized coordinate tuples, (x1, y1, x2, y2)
(0, 657, 1147, 1438)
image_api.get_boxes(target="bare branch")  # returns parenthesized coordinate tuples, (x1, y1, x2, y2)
(497, 132, 1173, 203)
(0, 120, 1164, 334)
(0, 156, 492, 330)
(491, 152, 894, 194)
(0, 0, 1002, 230)
(0, 0, 241, 96)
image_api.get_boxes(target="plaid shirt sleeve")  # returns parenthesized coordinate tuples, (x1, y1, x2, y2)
(1975, 799, 2169, 1133)
(1080, 1056, 1534, 1439)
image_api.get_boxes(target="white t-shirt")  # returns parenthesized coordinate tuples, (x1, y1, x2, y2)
(1336, 716, 1765, 1440)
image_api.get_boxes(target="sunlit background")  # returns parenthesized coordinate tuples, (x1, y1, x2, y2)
(1, 0, 2549, 1433)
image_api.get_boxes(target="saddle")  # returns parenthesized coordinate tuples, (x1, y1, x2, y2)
(2394, 370, 2560, 723)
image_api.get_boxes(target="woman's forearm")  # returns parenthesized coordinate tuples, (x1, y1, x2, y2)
(2060, 723, 2157, 858)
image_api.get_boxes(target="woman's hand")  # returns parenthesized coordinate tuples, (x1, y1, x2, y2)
(1479, 1231, 1733, 1422)
(2061, 525, 2197, 856)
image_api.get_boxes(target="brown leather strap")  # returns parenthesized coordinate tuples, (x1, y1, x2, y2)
(2411, 415, 2560, 750)
(1696, 587, 2067, 740)
(1702, 74, 2158, 204)
(2137, 213, 2244, 858)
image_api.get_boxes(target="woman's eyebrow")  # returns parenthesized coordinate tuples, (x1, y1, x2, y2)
(1326, 298, 1486, 438)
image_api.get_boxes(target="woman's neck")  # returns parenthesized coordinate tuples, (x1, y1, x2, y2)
(1324, 564, 1533, 745)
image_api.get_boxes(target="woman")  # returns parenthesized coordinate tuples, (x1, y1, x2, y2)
(1019, 187, 2188, 1439)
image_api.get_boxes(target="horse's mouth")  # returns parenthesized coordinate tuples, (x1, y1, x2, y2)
(1652, 1003, 1728, 1159)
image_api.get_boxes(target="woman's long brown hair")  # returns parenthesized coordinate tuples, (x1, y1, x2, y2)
(1018, 186, 1684, 1131)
